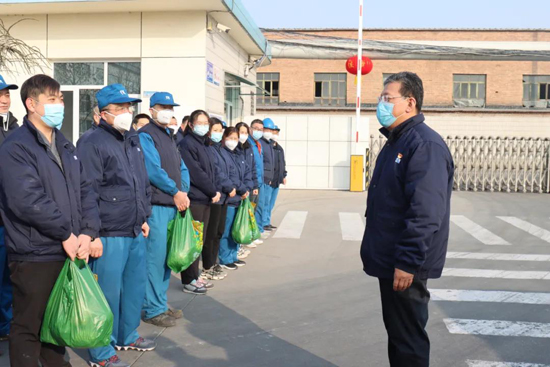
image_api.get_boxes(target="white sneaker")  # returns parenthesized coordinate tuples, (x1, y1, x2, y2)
(238, 248, 250, 259)
(243, 242, 257, 248)
(253, 239, 264, 245)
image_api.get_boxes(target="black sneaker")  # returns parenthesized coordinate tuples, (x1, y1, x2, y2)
(268, 224, 277, 229)
(220, 263, 238, 270)
(263, 226, 273, 232)
(234, 260, 246, 267)
(143, 313, 176, 328)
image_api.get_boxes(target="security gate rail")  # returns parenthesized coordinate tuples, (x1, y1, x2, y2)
(366, 135, 550, 193)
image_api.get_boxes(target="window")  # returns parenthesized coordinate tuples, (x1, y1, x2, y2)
(523, 75, 550, 108)
(107, 62, 141, 94)
(453, 74, 486, 108)
(54, 61, 142, 141)
(257, 73, 279, 106)
(314, 73, 346, 107)
(54, 62, 104, 86)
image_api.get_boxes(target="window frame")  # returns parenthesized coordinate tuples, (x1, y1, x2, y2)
(452, 74, 486, 108)
(314, 73, 347, 107)
(256, 72, 280, 106)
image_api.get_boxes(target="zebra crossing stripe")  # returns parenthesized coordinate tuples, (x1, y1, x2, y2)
(442, 268, 550, 280)
(339, 212, 364, 241)
(451, 215, 510, 245)
(467, 360, 550, 367)
(273, 211, 308, 239)
(444, 318, 550, 338)
(497, 217, 550, 243)
(431, 289, 550, 305)
(447, 252, 550, 262)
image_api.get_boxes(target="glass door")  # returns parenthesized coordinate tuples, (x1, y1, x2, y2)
(60, 88, 76, 143)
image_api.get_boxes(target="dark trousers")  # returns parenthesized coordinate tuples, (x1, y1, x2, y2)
(181, 203, 211, 285)
(202, 204, 228, 271)
(378, 278, 430, 367)
(9, 260, 71, 367)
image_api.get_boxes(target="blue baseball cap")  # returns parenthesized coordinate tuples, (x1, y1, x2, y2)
(150, 92, 180, 108)
(274, 125, 280, 131)
(222, 121, 227, 128)
(96, 84, 142, 110)
(0, 74, 18, 91)
(263, 118, 275, 130)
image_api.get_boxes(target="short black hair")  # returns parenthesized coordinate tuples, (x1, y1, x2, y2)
(235, 122, 251, 135)
(132, 113, 150, 126)
(384, 72, 424, 112)
(185, 109, 210, 135)
(251, 119, 263, 128)
(223, 126, 238, 140)
(20, 74, 60, 113)
(182, 115, 190, 124)
(209, 117, 223, 131)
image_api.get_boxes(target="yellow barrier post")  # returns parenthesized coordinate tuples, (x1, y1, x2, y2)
(350, 155, 365, 192)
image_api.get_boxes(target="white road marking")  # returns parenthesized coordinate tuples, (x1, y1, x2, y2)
(442, 268, 550, 280)
(339, 212, 365, 241)
(467, 360, 550, 367)
(444, 318, 550, 338)
(451, 215, 510, 245)
(447, 252, 550, 262)
(273, 211, 308, 239)
(431, 289, 550, 305)
(497, 216, 550, 243)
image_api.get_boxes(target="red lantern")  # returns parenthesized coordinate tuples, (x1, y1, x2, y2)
(346, 55, 373, 76)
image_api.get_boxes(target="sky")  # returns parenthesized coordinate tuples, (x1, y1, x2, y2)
(240, 0, 550, 30)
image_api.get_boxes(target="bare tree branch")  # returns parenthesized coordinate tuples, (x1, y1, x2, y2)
(0, 18, 49, 75)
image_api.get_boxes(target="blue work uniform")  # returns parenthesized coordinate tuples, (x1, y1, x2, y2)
(77, 120, 151, 362)
(139, 121, 189, 319)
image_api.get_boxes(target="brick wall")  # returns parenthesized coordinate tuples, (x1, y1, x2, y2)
(260, 29, 550, 108)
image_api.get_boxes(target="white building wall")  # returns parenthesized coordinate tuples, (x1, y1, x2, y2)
(256, 110, 550, 190)
(205, 20, 257, 122)
(0, 11, 263, 124)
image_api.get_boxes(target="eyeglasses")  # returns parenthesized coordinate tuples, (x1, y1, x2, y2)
(105, 106, 135, 114)
(378, 95, 406, 103)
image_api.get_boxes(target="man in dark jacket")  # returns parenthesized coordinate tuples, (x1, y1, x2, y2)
(139, 92, 191, 325)
(258, 117, 276, 233)
(78, 84, 156, 367)
(0, 74, 100, 367)
(360, 72, 454, 367)
(0, 74, 18, 343)
(266, 125, 287, 229)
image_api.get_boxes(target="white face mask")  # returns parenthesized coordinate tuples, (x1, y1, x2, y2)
(154, 108, 174, 125)
(168, 125, 179, 133)
(108, 112, 133, 132)
(226, 140, 238, 151)
(263, 131, 273, 140)
(239, 134, 249, 144)
(271, 134, 279, 142)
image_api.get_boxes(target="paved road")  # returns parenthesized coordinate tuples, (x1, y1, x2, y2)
(1, 190, 550, 367)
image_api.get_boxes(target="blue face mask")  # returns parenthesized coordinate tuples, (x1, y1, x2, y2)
(193, 124, 209, 137)
(210, 131, 223, 143)
(39, 103, 64, 130)
(376, 100, 406, 128)
(252, 130, 263, 140)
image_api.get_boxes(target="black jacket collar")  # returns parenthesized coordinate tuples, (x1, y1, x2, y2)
(380, 113, 425, 143)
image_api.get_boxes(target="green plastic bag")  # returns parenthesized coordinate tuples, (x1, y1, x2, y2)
(232, 198, 254, 245)
(40, 259, 114, 348)
(167, 210, 204, 273)
(248, 200, 261, 241)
